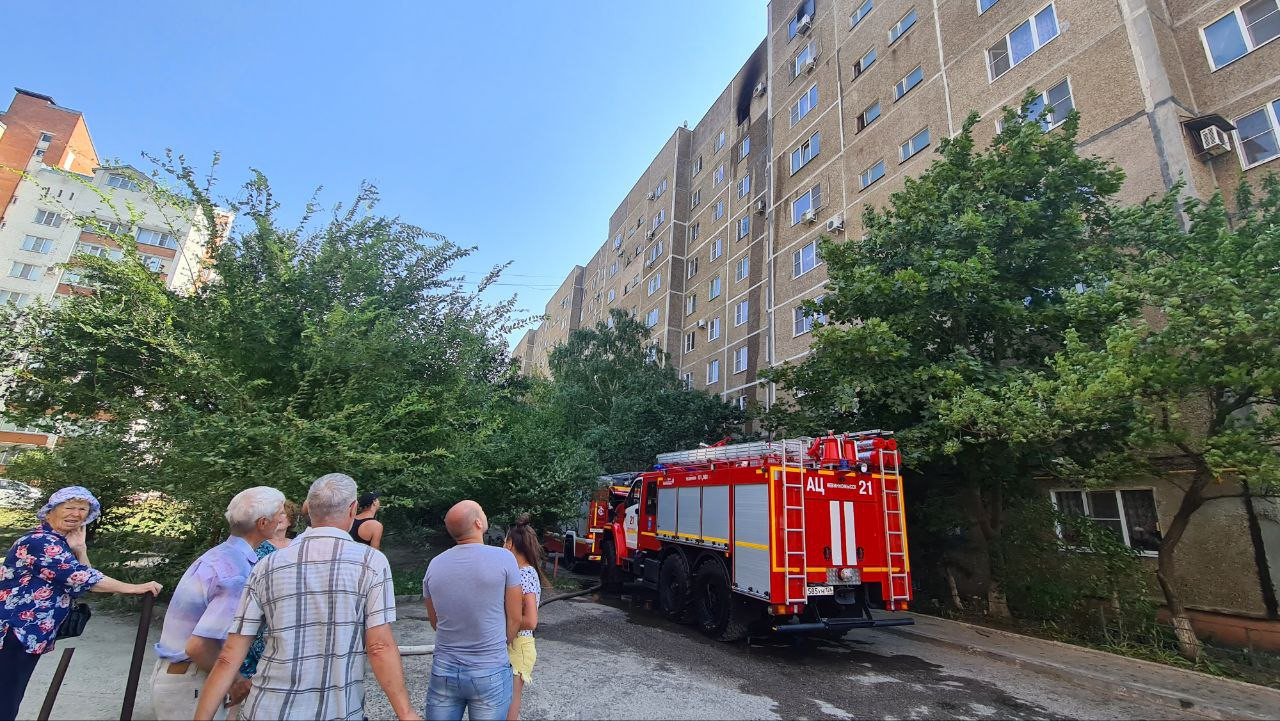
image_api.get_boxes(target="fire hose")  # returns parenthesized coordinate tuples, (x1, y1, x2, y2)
(398, 583, 602, 657)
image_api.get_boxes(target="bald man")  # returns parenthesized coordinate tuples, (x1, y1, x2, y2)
(421, 501, 522, 720)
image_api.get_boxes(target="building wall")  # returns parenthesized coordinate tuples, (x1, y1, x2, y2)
(0, 89, 99, 214)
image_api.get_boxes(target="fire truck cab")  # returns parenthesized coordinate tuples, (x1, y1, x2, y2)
(593, 432, 914, 640)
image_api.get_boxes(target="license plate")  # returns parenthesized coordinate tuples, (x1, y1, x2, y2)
(806, 585, 834, 596)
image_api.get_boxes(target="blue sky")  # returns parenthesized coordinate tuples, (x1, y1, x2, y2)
(3, 2, 766, 347)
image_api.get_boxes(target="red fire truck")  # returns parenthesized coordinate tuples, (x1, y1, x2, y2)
(589, 431, 913, 640)
(543, 473, 638, 571)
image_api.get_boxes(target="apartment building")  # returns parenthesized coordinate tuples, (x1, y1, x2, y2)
(0, 88, 229, 474)
(518, 0, 1280, 644)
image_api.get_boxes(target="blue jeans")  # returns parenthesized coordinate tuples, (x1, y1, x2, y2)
(424, 660, 513, 721)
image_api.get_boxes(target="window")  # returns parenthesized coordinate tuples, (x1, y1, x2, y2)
(707, 359, 720, 384)
(693, 155, 703, 174)
(649, 240, 664, 263)
(686, 294, 697, 316)
(860, 159, 886, 189)
(739, 136, 750, 159)
(714, 164, 725, 186)
(738, 216, 751, 239)
(94, 219, 131, 236)
(980, 0, 1000, 11)
(38, 132, 53, 144)
(652, 209, 665, 230)
(687, 257, 699, 278)
(8, 262, 40, 280)
(137, 228, 179, 249)
(793, 240, 819, 278)
(613, 233, 623, 250)
(988, 4, 1061, 80)
(647, 274, 662, 296)
(735, 256, 750, 282)
(654, 178, 669, 198)
(714, 200, 725, 220)
(1202, 1, 1280, 70)
(684, 331, 696, 352)
(900, 127, 931, 161)
(790, 183, 822, 225)
(711, 237, 723, 261)
(708, 316, 721, 340)
(0, 290, 32, 307)
(1051, 489, 1162, 554)
(20, 235, 53, 254)
(608, 288, 616, 302)
(692, 189, 701, 208)
(681, 372, 694, 390)
(858, 101, 881, 131)
(854, 47, 876, 79)
(790, 84, 819, 127)
(734, 300, 749, 327)
(793, 297, 827, 336)
(609, 261, 618, 277)
(735, 395, 749, 411)
(33, 148, 45, 159)
(733, 346, 749, 373)
(895, 66, 924, 100)
(793, 41, 817, 78)
(709, 275, 722, 300)
(107, 173, 141, 191)
(690, 223, 701, 242)
(716, 129, 727, 152)
(737, 174, 751, 198)
(1004, 78, 1075, 131)
(852, 0, 874, 27)
(789, 0, 815, 38)
(646, 309, 660, 328)
(1234, 99, 1280, 168)
(790, 132, 821, 174)
(33, 209, 62, 227)
(141, 255, 165, 273)
(888, 9, 918, 44)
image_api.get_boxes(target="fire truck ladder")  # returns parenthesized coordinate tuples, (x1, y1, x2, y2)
(779, 439, 808, 604)
(879, 444, 910, 610)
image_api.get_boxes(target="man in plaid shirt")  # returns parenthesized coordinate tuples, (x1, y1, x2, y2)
(195, 474, 420, 720)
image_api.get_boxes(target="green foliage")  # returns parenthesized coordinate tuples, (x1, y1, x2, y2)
(546, 309, 744, 473)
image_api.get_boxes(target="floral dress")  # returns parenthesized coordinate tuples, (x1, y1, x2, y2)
(0, 523, 104, 654)
(239, 539, 278, 678)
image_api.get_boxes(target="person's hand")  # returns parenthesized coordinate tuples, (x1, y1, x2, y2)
(64, 526, 88, 556)
(129, 581, 163, 596)
(226, 676, 252, 706)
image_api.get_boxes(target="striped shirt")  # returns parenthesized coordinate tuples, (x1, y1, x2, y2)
(228, 525, 396, 721)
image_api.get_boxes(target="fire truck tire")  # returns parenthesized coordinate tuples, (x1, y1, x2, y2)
(657, 554, 692, 623)
(599, 538, 622, 591)
(560, 537, 576, 572)
(693, 559, 748, 642)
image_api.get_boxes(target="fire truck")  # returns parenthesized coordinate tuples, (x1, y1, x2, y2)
(542, 472, 638, 571)
(589, 431, 913, 640)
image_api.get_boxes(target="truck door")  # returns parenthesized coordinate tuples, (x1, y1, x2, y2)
(623, 478, 642, 550)
(637, 476, 661, 551)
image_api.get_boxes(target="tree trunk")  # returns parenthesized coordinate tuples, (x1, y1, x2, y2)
(1156, 468, 1209, 660)
(967, 481, 1009, 618)
(943, 561, 965, 611)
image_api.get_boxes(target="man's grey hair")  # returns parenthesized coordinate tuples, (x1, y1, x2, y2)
(307, 473, 358, 521)
(225, 486, 286, 536)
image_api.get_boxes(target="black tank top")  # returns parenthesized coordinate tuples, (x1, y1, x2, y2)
(350, 517, 373, 545)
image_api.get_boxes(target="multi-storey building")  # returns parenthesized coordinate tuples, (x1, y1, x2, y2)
(518, 1, 1280, 645)
(0, 88, 229, 474)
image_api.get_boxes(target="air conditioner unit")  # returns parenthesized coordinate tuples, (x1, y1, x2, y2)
(755, 199, 767, 215)
(753, 81, 767, 98)
(646, 229, 656, 241)
(645, 257, 655, 268)
(803, 56, 816, 73)
(646, 190, 656, 200)
(1199, 126, 1231, 157)
(797, 14, 813, 34)
(802, 209, 817, 224)
(825, 214, 845, 233)
(696, 319, 707, 328)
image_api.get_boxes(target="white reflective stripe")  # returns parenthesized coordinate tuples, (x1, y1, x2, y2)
(829, 501, 844, 565)
(843, 501, 858, 565)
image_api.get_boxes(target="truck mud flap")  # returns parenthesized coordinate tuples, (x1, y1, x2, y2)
(772, 616, 915, 634)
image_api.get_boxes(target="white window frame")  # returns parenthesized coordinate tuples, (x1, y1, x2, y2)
(734, 300, 749, 327)
(888, 8, 918, 44)
(794, 305, 815, 336)
(33, 209, 62, 227)
(709, 275, 722, 301)
(647, 274, 662, 296)
(716, 129, 727, 151)
(684, 331, 696, 352)
(738, 216, 751, 239)
(714, 199, 725, 220)
(979, 0, 1000, 13)
(8, 262, 41, 280)
(686, 294, 697, 316)
(692, 189, 701, 208)
(687, 257, 699, 278)
(790, 183, 822, 225)
(1233, 98, 1280, 169)
(681, 372, 694, 390)
(737, 174, 751, 198)
(790, 131, 821, 174)
(793, 40, 817, 78)
(690, 222, 701, 242)
(858, 101, 881, 131)
(987, 3, 1061, 82)
(1200, 1, 1280, 71)
(854, 47, 877, 79)
(733, 345, 749, 373)
(790, 85, 819, 127)
(708, 316, 721, 341)
(852, 0, 874, 28)
(900, 127, 931, 162)
(20, 235, 53, 254)
(895, 66, 924, 100)
(106, 173, 141, 191)
(137, 228, 179, 249)
(646, 308, 660, 328)
(793, 240, 820, 278)
(739, 136, 750, 159)
(710, 237, 723, 261)
(608, 288, 616, 303)
(735, 256, 749, 282)
(860, 159, 886, 190)
(999, 77, 1075, 133)
(707, 359, 720, 384)
(0, 289, 33, 307)
(1049, 488, 1161, 557)
(714, 164, 726, 185)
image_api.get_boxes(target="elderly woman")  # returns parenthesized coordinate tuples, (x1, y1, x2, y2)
(0, 486, 162, 719)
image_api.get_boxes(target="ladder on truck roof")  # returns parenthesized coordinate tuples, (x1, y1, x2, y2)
(879, 444, 911, 610)
(779, 438, 808, 605)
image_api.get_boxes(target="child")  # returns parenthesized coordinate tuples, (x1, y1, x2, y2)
(504, 513, 546, 720)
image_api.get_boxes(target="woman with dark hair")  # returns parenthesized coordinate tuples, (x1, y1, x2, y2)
(349, 492, 384, 549)
(0, 486, 162, 720)
(503, 513, 546, 720)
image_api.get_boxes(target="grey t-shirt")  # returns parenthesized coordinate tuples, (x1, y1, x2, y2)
(422, 543, 520, 668)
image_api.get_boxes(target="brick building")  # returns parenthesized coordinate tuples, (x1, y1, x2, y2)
(518, 0, 1280, 646)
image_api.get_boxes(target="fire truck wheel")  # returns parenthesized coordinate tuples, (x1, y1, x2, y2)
(693, 559, 748, 642)
(658, 554, 692, 623)
(599, 538, 622, 591)
(560, 537, 576, 572)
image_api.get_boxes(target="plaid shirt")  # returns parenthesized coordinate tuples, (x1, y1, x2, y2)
(228, 525, 396, 721)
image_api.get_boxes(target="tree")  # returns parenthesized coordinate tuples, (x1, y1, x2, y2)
(764, 101, 1128, 615)
(546, 309, 743, 472)
(948, 178, 1280, 658)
